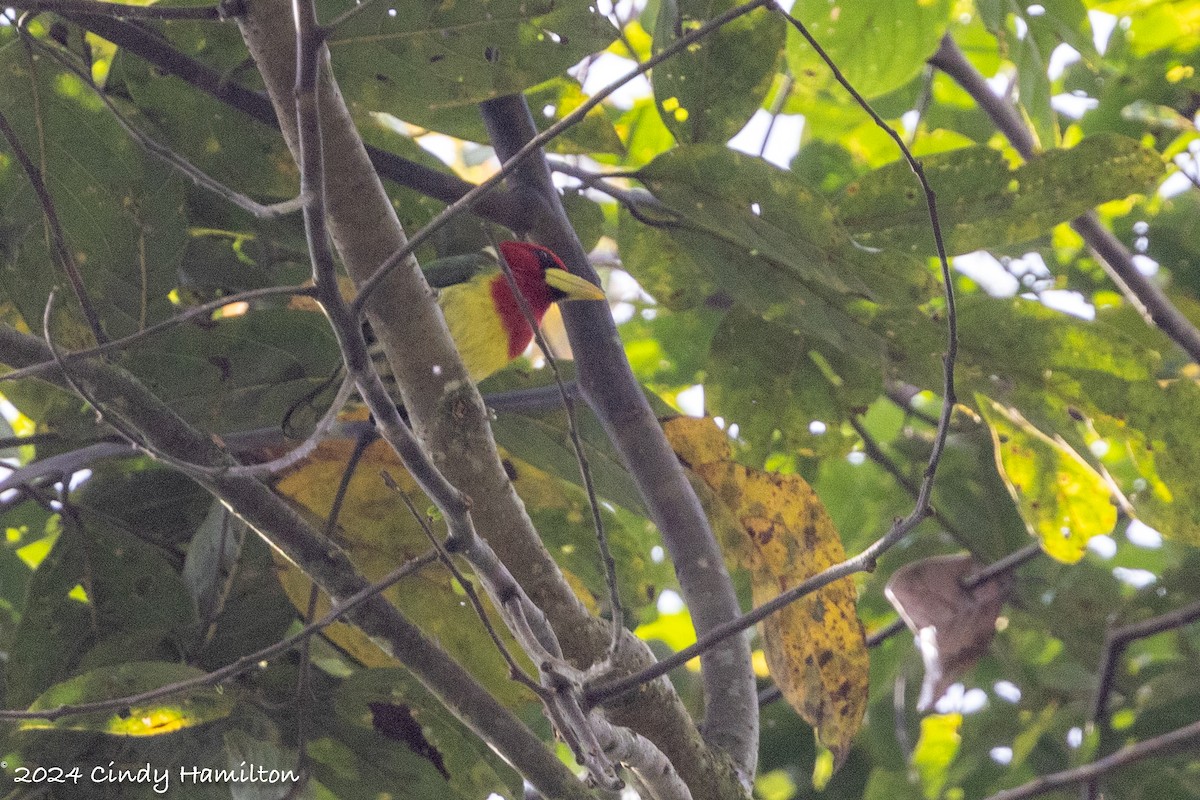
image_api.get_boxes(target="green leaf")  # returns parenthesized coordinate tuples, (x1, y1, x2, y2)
(21, 662, 233, 735)
(3, 527, 93, 708)
(606, 97, 677, 168)
(634, 145, 930, 353)
(651, 0, 784, 143)
(526, 77, 626, 156)
(484, 368, 648, 516)
(977, 395, 1119, 563)
(113, 48, 298, 202)
(0, 43, 187, 341)
(120, 308, 341, 433)
(196, 534, 296, 670)
(328, 668, 522, 800)
(1012, 12, 1059, 150)
(618, 304, 723, 389)
(705, 307, 878, 460)
(863, 768, 926, 800)
(834, 134, 1166, 256)
(785, 0, 955, 99)
(926, 427, 1031, 562)
(327, 0, 617, 138)
(1093, 379, 1200, 546)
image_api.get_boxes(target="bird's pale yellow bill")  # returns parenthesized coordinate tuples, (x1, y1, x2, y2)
(544, 268, 607, 301)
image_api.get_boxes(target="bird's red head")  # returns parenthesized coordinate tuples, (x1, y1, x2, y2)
(491, 241, 566, 359)
(491, 241, 605, 360)
(497, 241, 566, 320)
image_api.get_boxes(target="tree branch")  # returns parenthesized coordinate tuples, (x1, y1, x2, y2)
(232, 2, 737, 794)
(592, 4, 963, 728)
(928, 34, 1200, 364)
(980, 718, 1200, 800)
(481, 93, 759, 783)
(1090, 599, 1200, 726)
(6, 0, 225, 20)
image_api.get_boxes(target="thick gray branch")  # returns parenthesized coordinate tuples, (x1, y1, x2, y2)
(232, 5, 740, 799)
(481, 94, 758, 785)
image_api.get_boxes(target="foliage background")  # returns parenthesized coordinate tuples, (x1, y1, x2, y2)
(1, 0, 1200, 798)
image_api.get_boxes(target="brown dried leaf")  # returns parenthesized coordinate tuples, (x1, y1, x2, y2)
(884, 554, 1012, 711)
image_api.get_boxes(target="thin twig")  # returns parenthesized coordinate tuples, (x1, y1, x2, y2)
(1090, 598, 1200, 726)
(981, 718, 1200, 800)
(548, 160, 681, 229)
(928, 34, 1200, 364)
(961, 543, 1041, 590)
(1081, 597, 1200, 799)
(223, 375, 355, 478)
(0, 284, 316, 384)
(40, 292, 252, 482)
(849, 415, 962, 540)
(586, 3, 961, 708)
(40, 291, 139, 452)
(758, 73, 794, 159)
(17, 23, 307, 219)
(489, 231, 624, 656)
(350, 0, 777, 313)
(382, 471, 544, 697)
(52, 13, 526, 230)
(322, 430, 372, 538)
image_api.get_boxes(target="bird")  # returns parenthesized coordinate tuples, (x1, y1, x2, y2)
(430, 240, 607, 383)
(287, 241, 606, 433)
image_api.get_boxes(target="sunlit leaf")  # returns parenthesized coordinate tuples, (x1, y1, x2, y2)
(22, 662, 233, 735)
(785, 0, 955, 99)
(978, 396, 1120, 563)
(911, 713, 962, 799)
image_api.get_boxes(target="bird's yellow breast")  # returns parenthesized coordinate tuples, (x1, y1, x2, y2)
(438, 277, 516, 384)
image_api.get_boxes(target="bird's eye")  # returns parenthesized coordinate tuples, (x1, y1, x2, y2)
(535, 248, 559, 273)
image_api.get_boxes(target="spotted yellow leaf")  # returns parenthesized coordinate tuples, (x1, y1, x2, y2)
(663, 417, 867, 767)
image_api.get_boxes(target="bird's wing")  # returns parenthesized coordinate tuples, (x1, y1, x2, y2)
(422, 251, 499, 290)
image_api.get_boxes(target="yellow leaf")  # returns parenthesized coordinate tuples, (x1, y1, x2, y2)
(663, 417, 868, 767)
(978, 397, 1119, 563)
(21, 662, 232, 736)
(274, 434, 536, 707)
(912, 713, 962, 799)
